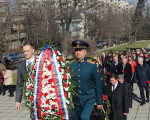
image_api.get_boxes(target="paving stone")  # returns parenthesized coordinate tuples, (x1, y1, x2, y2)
(136, 114, 149, 118)
(135, 118, 148, 120)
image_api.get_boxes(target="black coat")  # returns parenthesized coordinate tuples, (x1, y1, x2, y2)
(16, 59, 26, 103)
(134, 63, 150, 86)
(107, 83, 129, 120)
(123, 82, 132, 108)
(117, 63, 132, 83)
(111, 62, 119, 74)
(101, 55, 107, 68)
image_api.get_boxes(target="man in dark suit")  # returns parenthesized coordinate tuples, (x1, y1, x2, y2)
(101, 52, 107, 69)
(134, 57, 150, 105)
(117, 58, 132, 84)
(108, 74, 129, 120)
(112, 56, 120, 74)
(15, 43, 35, 119)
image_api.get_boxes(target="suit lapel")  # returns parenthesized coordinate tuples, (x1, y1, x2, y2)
(112, 83, 120, 94)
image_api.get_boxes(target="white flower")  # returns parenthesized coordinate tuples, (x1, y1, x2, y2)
(66, 100, 70, 104)
(58, 51, 61, 55)
(65, 88, 69, 91)
(61, 69, 64, 74)
(26, 93, 29, 96)
(68, 92, 71, 98)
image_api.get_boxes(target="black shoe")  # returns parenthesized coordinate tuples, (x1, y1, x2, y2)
(9, 94, 14, 97)
(2, 92, 5, 96)
(147, 99, 149, 103)
(140, 102, 146, 106)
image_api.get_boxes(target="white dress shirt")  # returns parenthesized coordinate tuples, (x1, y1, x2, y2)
(112, 81, 118, 92)
(26, 57, 35, 67)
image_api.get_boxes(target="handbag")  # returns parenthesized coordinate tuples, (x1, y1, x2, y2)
(90, 105, 106, 120)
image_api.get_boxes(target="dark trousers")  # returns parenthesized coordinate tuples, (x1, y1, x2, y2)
(139, 86, 149, 102)
(8, 85, 14, 95)
(0, 83, 5, 94)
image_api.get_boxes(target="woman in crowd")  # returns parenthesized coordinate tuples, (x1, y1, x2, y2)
(0, 64, 14, 97)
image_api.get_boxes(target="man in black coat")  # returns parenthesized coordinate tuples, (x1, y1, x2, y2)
(101, 52, 107, 69)
(107, 74, 129, 120)
(112, 56, 120, 74)
(118, 75, 132, 115)
(15, 43, 35, 120)
(117, 58, 132, 84)
(134, 57, 150, 105)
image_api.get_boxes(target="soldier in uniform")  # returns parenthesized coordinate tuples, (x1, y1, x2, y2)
(69, 40, 103, 120)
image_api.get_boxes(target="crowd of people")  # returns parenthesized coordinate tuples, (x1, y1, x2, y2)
(93, 48, 150, 119)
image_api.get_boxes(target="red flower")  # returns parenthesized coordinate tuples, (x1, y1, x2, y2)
(44, 75, 49, 79)
(147, 80, 150, 84)
(30, 96, 33, 101)
(38, 51, 41, 55)
(47, 65, 51, 71)
(64, 92, 67, 97)
(28, 85, 32, 90)
(64, 83, 69, 88)
(45, 107, 49, 111)
(50, 90, 53, 93)
(59, 67, 61, 72)
(51, 105, 55, 109)
(31, 65, 35, 70)
(44, 83, 48, 87)
(42, 112, 47, 116)
(122, 69, 124, 73)
(54, 51, 58, 54)
(34, 57, 38, 62)
(103, 95, 108, 101)
(56, 112, 60, 115)
(51, 85, 56, 88)
(44, 93, 48, 97)
(31, 74, 34, 80)
(67, 68, 70, 73)
(45, 99, 50, 104)
(107, 72, 110, 75)
(64, 75, 67, 80)
(48, 79, 53, 84)
(58, 57, 63, 61)
(53, 99, 57, 102)
(51, 114, 55, 116)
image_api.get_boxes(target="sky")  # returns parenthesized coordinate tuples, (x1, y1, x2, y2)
(124, 0, 150, 7)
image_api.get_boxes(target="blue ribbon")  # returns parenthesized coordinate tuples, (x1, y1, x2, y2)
(41, 43, 53, 56)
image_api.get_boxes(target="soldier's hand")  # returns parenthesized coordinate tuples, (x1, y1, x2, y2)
(97, 105, 103, 109)
(15, 102, 20, 111)
(123, 113, 128, 116)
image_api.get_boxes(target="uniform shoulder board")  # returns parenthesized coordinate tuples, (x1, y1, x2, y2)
(87, 60, 95, 64)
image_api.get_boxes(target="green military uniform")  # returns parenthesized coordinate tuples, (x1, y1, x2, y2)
(70, 40, 103, 120)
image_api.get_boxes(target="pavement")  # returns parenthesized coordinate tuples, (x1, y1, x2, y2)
(0, 84, 149, 120)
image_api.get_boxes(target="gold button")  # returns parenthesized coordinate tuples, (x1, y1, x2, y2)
(78, 69, 80, 71)
(78, 75, 80, 77)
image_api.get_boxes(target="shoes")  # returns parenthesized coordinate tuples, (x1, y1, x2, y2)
(147, 99, 149, 103)
(9, 94, 14, 97)
(140, 102, 146, 106)
(2, 92, 5, 96)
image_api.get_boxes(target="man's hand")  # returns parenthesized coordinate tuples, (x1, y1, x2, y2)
(15, 103, 20, 111)
(123, 113, 128, 116)
(97, 105, 103, 109)
(129, 108, 131, 111)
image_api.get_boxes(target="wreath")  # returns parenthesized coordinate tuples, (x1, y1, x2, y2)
(23, 46, 75, 120)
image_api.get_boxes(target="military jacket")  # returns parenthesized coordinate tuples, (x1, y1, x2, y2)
(70, 58, 103, 106)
